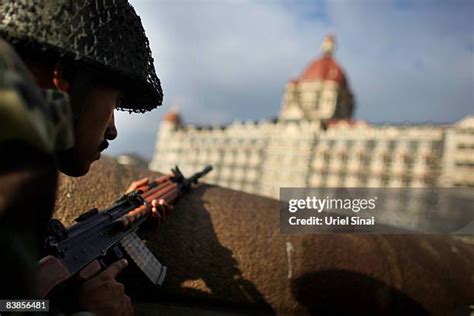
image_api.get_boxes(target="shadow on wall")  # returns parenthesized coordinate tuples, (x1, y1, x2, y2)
(120, 183, 275, 314)
(291, 269, 429, 316)
(55, 157, 474, 315)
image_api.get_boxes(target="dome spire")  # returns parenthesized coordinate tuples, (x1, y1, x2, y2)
(163, 105, 181, 125)
(321, 34, 336, 56)
(298, 34, 346, 85)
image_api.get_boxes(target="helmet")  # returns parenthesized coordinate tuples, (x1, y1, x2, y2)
(0, 0, 163, 112)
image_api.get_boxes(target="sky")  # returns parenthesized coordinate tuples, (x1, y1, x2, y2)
(106, 0, 474, 159)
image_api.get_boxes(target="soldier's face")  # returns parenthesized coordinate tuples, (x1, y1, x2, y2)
(57, 69, 120, 176)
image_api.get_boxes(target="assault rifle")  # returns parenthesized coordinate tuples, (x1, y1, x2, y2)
(38, 165, 212, 298)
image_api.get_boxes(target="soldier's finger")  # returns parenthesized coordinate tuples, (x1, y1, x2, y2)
(78, 259, 102, 281)
(126, 178, 149, 193)
(150, 199, 161, 218)
(122, 294, 133, 316)
(159, 199, 174, 218)
(100, 259, 128, 279)
(158, 199, 168, 216)
(157, 205, 166, 221)
(152, 206, 162, 222)
(159, 208, 166, 223)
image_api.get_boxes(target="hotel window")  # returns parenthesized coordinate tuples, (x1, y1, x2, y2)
(366, 140, 376, 150)
(355, 173, 367, 184)
(455, 161, 474, 167)
(432, 141, 443, 151)
(388, 140, 396, 150)
(339, 152, 348, 162)
(423, 177, 434, 186)
(361, 157, 370, 167)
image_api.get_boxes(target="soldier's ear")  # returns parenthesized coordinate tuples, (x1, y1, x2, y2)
(52, 62, 71, 93)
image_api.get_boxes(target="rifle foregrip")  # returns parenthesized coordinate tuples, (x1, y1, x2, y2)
(37, 255, 71, 298)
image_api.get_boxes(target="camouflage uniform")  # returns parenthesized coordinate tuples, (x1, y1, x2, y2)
(0, 0, 162, 302)
(0, 39, 74, 154)
(0, 38, 74, 299)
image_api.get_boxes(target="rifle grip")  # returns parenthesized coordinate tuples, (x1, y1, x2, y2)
(77, 260, 102, 281)
(37, 255, 71, 298)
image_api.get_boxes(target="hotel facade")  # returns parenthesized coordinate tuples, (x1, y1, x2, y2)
(149, 36, 474, 198)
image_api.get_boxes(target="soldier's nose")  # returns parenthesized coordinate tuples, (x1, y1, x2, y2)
(106, 114, 118, 141)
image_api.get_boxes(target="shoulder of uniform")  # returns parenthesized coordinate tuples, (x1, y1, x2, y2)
(0, 39, 74, 153)
(0, 38, 36, 81)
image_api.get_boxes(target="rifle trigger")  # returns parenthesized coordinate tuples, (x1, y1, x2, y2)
(120, 232, 167, 286)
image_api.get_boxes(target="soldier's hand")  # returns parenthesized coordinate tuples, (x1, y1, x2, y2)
(125, 177, 149, 193)
(125, 178, 174, 224)
(150, 198, 174, 224)
(78, 259, 133, 316)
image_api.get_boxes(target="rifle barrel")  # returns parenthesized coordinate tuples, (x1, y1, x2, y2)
(191, 165, 213, 182)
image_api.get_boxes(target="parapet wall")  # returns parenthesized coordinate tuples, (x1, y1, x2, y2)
(54, 156, 474, 315)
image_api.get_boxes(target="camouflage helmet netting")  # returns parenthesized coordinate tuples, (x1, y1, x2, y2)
(0, 0, 163, 112)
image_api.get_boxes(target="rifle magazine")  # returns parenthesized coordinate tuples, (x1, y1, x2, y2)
(120, 231, 167, 286)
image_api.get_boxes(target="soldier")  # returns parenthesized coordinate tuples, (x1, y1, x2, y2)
(0, 1, 163, 314)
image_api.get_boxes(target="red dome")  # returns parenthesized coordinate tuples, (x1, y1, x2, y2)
(299, 55, 347, 86)
(163, 111, 181, 124)
(325, 119, 365, 127)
